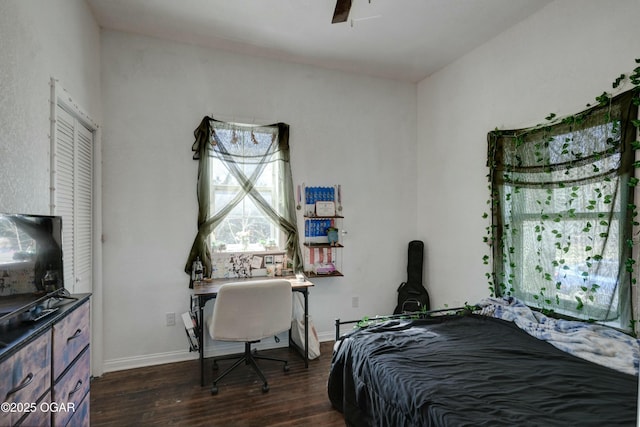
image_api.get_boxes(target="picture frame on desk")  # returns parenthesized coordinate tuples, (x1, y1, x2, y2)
(251, 256, 263, 269)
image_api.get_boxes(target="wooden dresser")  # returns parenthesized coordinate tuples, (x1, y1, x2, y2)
(0, 294, 91, 427)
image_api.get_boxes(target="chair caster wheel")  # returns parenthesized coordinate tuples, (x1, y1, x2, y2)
(262, 384, 269, 393)
(211, 385, 219, 395)
(283, 364, 290, 372)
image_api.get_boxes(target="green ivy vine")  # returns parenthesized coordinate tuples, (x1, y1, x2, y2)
(484, 58, 640, 328)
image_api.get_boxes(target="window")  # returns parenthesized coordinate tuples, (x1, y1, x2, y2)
(488, 91, 638, 329)
(50, 79, 96, 294)
(186, 117, 302, 283)
(208, 125, 282, 252)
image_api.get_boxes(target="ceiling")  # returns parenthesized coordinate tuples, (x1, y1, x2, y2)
(86, 0, 552, 83)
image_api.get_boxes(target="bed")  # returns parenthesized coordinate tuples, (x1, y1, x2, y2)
(328, 297, 639, 427)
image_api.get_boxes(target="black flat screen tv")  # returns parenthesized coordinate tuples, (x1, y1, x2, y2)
(0, 213, 64, 324)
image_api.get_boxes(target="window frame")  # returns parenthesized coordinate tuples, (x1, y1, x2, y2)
(208, 152, 283, 253)
(487, 90, 638, 330)
(186, 117, 302, 283)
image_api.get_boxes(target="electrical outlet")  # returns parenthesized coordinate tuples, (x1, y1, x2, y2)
(165, 312, 176, 326)
(351, 296, 359, 308)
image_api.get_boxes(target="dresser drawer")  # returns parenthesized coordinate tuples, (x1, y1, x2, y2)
(15, 391, 51, 427)
(65, 391, 90, 427)
(52, 300, 90, 379)
(0, 332, 51, 427)
(52, 347, 90, 427)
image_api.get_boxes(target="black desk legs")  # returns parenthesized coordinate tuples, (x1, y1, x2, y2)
(198, 297, 206, 386)
(300, 287, 309, 368)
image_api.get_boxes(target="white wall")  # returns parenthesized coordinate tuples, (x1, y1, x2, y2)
(416, 0, 640, 309)
(0, 0, 103, 373)
(100, 31, 417, 370)
(0, 0, 101, 214)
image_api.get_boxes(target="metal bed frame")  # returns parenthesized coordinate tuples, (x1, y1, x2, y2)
(333, 305, 478, 341)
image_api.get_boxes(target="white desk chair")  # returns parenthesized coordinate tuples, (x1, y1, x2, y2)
(207, 279, 292, 395)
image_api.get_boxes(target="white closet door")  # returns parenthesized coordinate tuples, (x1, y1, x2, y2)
(52, 105, 94, 294)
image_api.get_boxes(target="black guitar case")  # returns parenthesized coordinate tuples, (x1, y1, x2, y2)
(394, 240, 430, 314)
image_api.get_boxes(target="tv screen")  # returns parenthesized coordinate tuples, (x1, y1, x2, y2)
(0, 213, 64, 323)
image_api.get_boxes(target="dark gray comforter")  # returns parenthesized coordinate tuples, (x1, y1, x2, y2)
(328, 315, 637, 427)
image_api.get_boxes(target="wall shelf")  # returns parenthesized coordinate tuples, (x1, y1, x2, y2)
(305, 271, 344, 278)
(300, 185, 344, 278)
(304, 243, 344, 248)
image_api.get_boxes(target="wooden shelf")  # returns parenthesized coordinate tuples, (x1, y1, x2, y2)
(304, 271, 344, 278)
(301, 186, 344, 278)
(303, 243, 344, 248)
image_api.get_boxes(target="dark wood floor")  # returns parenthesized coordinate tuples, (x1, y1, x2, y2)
(90, 341, 345, 426)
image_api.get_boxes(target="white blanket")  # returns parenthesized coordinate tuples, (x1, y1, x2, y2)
(478, 297, 640, 376)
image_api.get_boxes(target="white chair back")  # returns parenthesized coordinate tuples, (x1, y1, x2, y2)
(208, 279, 293, 342)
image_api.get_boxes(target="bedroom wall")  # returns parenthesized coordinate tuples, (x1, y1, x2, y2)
(416, 0, 640, 309)
(0, 0, 103, 373)
(0, 0, 101, 214)
(100, 31, 417, 370)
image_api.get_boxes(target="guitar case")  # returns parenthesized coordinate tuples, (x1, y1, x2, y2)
(393, 240, 430, 314)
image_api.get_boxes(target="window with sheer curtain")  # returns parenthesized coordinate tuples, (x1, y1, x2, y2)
(488, 91, 638, 330)
(185, 117, 301, 285)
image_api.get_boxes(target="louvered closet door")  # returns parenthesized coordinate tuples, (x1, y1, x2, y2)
(53, 105, 93, 294)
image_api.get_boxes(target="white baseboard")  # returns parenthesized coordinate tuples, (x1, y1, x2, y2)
(101, 349, 198, 374)
(100, 330, 337, 374)
(317, 330, 335, 342)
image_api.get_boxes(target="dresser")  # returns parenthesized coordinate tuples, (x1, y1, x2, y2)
(0, 294, 91, 427)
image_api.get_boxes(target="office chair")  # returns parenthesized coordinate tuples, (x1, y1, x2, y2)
(207, 279, 293, 395)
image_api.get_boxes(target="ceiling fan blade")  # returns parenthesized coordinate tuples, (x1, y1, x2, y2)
(332, 0, 352, 23)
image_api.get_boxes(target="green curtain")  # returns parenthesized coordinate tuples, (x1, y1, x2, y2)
(185, 117, 302, 287)
(488, 91, 637, 328)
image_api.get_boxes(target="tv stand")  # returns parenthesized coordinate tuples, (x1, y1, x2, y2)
(0, 294, 91, 426)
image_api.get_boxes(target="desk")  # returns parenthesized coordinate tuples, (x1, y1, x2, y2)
(192, 278, 314, 387)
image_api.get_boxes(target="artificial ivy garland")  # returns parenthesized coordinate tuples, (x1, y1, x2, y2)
(484, 59, 640, 330)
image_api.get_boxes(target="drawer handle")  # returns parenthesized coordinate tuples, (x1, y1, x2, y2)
(68, 379, 83, 398)
(67, 329, 83, 342)
(5, 373, 34, 399)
